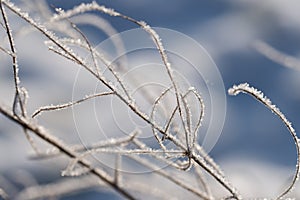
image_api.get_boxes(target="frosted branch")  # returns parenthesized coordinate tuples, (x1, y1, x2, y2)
(127, 155, 212, 199)
(0, 1, 248, 198)
(0, 45, 14, 56)
(32, 91, 114, 118)
(0, 103, 136, 200)
(0, 188, 8, 200)
(49, 1, 189, 151)
(0, 0, 24, 116)
(16, 176, 99, 200)
(150, 86, 173, 152)
(29, 130, 138, 160)
(194, 165, 213, 199)
(229, 82, 300, 199)
(63, 147, 186, 177)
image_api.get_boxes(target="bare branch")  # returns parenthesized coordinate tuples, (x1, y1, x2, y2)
(0, 103, 136, 200)
(0, 0, 23, 116)
(32, 91, 114, 118)
(29, 130, 138, 160)
(0, 188, 9, 200)
(16, 175, 100, 200)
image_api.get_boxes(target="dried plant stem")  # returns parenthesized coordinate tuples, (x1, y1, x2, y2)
(0, 104, 136, 200)
(16, 176, 100, 200)
(63, 147, 186, 177)
(50, 0, 189, 152)
(132, 136, 240, 198)
(0, 188, 9, 200)
(114, 154, 122, 185)
(229, 83, 300, 199)
(194, 165, 213, 199)
(195, 144, 225, 178)
(66, 18, 132, 101)
(0, 0, 23, 116)
(132, 138, 190, 170)
(150, 86, 173, 151)
(2, 0, 181, 149)
(32, 91, 114, 118)
(189, 88, 205, 149)
(70, 13, 128, 71)
(16, 176, 172, 200)
(29, 131, 138, 160)
(128, 155, 212, 199)
(2, 1, 151, 139)
(1, 1, 240, 198)
(0, 45, 13, 55)
(1, 0, 40, 156)
(68, 20, 101, 77)
(191, 153, 240, 199)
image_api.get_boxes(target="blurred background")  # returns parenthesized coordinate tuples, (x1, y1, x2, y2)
(1, 0, 300, 199)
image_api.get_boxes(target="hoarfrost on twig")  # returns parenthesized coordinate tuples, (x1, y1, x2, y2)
(32, 91, 114, 118)
(229, 82, 300, 199)
(0, 1, 244, 198)
(0, 188, 9, 200)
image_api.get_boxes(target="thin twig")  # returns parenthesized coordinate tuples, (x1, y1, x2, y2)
(1, 1, 40, 155)
(0, 188, 9, 200)
(0, 45, 14, 56)
(194, 164, 213, 199)
(0, 0, 23, 116)
(229, 83, 300, 199)
(0, 103, 136, 200)
(29, 130, 138, 160)
(114, 154, 122, 186)
(50, 1, 189, 154)
(32, 91, 114, 118)
(15, 175, 100, 200)
(127, 154, 212, 199)
(150, 86, 173, 151)
(1, 1, 240, 197)
(64, 147, 186, 176)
